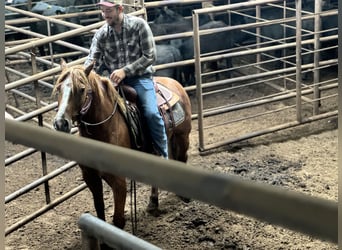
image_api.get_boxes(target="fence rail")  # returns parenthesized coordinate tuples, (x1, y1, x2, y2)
(79, 213, 161, 250)
(5, 119, 338, 243)
(5, 0, 338, 247)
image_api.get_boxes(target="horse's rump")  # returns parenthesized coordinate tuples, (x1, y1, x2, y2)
(154, 76, 192, 131)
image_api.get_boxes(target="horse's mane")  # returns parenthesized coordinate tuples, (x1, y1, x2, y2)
(52, 64, 126, 112)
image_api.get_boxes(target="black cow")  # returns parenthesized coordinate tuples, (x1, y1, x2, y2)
(255, 1, 338, 80)
(5, 0, 30, 41)
(155, 44, 182, 82)
(179, 20, 241, 86)
(150, 6, 249, 86)
(94, 44, 182, 82)
(152, 6, 188, 24)
(146, 2, 203, 22)
(149, 7, 193, 54)
(6, 0, 28, 9)
(150, 6, 211, 39)
(52, 0, 96, 6)
(30, 2, 84, 67)
(149, 6, 213, 64)
(149, 20, 192, 50)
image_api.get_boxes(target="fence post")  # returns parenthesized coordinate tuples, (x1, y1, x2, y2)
(81, 231, 100, 250)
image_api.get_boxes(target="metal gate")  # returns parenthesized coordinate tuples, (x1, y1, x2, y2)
(190, 0, 338, 151)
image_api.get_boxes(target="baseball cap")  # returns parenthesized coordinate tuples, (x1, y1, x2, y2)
(98, 0, 122, 7)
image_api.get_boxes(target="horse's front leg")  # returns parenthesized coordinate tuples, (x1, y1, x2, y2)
(104, 175, 127, 229)
(81, 166, 106, 221)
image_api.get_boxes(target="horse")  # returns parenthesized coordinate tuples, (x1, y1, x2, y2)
(52, 59, 192, 230)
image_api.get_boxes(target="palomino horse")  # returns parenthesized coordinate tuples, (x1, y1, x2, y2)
(52, 60, 192, 229)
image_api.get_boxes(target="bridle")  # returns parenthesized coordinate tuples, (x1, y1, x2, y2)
(79, 89, 93, 116)
(58, 75, 118, 128)
(77, 85, 118, 127)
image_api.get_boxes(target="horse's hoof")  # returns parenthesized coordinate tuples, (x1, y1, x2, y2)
(113, 215, 125, 229)
(147, 196, 158, 209)
(147, 196, 164, 217)
(146, 206, 163, 217)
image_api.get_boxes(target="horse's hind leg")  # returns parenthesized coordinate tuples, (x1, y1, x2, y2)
(103, 175, 127, 229)
(171, 133, 191, 202)
(147, 186, 160, 216)
(81, 167, 106, 221)
(171, 132, 190, 163)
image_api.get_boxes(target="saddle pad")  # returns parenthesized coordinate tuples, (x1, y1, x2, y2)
(156, 83, 179, 109)
(170, 102, 185, 127)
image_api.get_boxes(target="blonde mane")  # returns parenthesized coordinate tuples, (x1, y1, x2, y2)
(53, 64, 126, 113)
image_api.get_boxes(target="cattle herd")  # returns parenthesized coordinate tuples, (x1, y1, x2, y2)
(5, 0, 338, 86)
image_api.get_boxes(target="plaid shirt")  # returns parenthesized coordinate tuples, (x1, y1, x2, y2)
(85, 14, 156, 78)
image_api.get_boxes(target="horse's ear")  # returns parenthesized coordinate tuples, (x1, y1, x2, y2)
(84, 61, 95, 76)
(60, 58, 67, 70)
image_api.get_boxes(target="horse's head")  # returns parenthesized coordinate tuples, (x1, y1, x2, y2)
(52, 59, 94, 133)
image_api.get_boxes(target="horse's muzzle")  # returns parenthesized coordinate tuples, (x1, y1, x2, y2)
(53, 117, 72, 133)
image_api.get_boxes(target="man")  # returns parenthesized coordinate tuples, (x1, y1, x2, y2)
(84, 0, 168, 159)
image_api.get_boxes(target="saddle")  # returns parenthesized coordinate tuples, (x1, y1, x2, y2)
(117, 81, 185, 151)
(119, 82, 178, 110)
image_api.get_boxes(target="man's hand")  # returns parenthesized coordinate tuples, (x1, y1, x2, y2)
(110, 68, 126, 84)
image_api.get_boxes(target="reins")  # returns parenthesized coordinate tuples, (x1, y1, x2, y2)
(77, 81, 118, 127)
(130, 180, 137, 235)
(118, 85, 138, 235)
(80, 100, 118, 126)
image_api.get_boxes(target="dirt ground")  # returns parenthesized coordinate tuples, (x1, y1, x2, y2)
(5, 62, 338, 249)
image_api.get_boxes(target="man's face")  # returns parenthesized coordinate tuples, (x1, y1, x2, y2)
(100, 6, 121, 26)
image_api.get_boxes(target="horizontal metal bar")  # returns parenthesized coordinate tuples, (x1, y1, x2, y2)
(193, 0, 283, 14)
(5, 147, 37, 166)
(5, 161, 77, 203)
(5, 24, 90, 54)
(14, 103, 57, 122)
(5, 21, 102, 56)
(79, 213, 161, 250)
(5, 183, 87, 236)
(5, 120, 338, 243)
(5, 57, 86, 91)
(144, 0, 207, 8)
(200, 110, 338, 152)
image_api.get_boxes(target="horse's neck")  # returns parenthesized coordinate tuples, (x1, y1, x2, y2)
(81, 93, 130, 146)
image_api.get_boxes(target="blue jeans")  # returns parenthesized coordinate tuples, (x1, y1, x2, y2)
(124, 76, 168, 158)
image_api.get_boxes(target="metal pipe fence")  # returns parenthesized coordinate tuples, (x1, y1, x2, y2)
(5, 119, 338, 243)
(191, 0, 338, 151)
(79, 213, 161, 250)
(4, 0, 338, 247)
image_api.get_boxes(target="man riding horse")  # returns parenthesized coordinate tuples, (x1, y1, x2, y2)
(84, 0, 169, 159)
